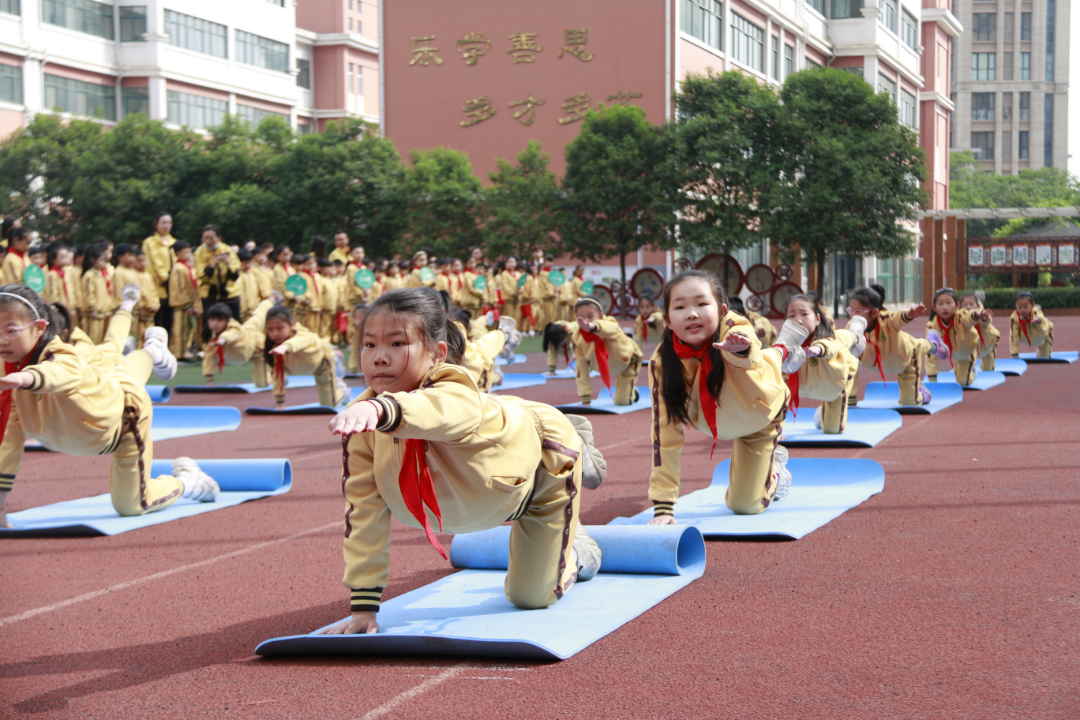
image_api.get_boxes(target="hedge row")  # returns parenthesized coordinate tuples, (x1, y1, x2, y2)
(980, 287, 1080, 309)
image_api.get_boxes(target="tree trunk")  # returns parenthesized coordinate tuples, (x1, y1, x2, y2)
(815, 246, 827, 297)
(619, 249, 628, 319)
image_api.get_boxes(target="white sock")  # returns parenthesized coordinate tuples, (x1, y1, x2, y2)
(143, 344, 164, 365)
(119, 299, 137, 313)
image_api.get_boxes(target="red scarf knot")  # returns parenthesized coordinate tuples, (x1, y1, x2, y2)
(178, 261, 196, 289)
(1018, 316, 1032, 346)
(939, 317, 955, 368)
(579, 325, 611, 396)
(672, 335, 719, 458)
(0, 346, 36, 445)
(400, 438, 446, 559)
(100, 267, 113, 296)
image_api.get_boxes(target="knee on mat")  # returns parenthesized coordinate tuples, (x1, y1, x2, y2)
(726, 496, 768, 516)
(505, 585, 559, 610)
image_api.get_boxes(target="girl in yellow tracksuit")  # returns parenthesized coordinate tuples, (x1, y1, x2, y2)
(782, 294, 861, 434)
(647, 270, 799, 524)
(959, 292, 1000, 370)
(1010, 291, 1054, 358)
(634, 294, 667, 347)
(201, 300, 271, 386)
(847, 284, 932, 406)
(923, 288, 991, 386)
(316, 287, 603, 635)
(0, 286, 218, 528)
(495, 258, 523, 327)
(554, 297, 643, 406)
(271, 246, 298, 307)
(82, 244, 116, 345)
(264, 303, 343, 407)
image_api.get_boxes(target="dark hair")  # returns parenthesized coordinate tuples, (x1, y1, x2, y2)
(151, 211, 172, 234)
(310, 236, 327, 259)
(273, 245, 291, 262)
(727, 296, 747, 317)
(316, 257, 332, 268)
(928, 288, 958, 322)
(437, 257, 451, 267)
(114, 243, 136, 257)
(133, 248, 145, 257)
(238, 249, 253, 261)
(51, 302, 73, 341)
(542, 322, 568, 351)
(1016, 291, 1036, 305)
(637, 293, 657, 310)
(574, 296, 605, 315)
(28, 245, 45, 256)
(784, 293, 834, 340)
(206, 303, 233, 321)
(332, 259, 343, 267)
(294, 254, 312, 266)
(352, 302, 368, 314)
(658, 270, 729, 427)
(201, 224, 221, 238)
(73, 246, 85, 261)
(435, 289, 451, 313)
(8, 226, 32, 246)
(0, 284, 60, 362)
(849, 284, 885, 311)
(1, 217, 18, 242)
(263, 305, 295, 362)
(172, 240, 192, 253)
(958, 292, 981, 307)
(361, 288, 465, 367)
(451, 307, 471, 326)
(46, 242, 71, 267)
(82, 243, 108, 272)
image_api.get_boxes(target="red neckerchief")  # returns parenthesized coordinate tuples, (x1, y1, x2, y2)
(274, 353, 285, 387)
(579, 325, 611, 396)
(672, 335, 719, 458)
(563, 346, 570, 366)
(216, 343, 225, 374)
(51, 266, 69, 303)
(1, 347, 36, 445)
(939, 316, 955, 368)
(400, 437, 446, 559)
(8, 248, 25, 261)
(785, 337, 814, 416)
(177, 261, 195, 288)
(100, 267, 113, 296)
(639, 315, 649, 344)
(303, 271, 320, 299)
(1018, 315, 1032, 346)
(542, 266, 551, 272)
(867, 320, 887, 385)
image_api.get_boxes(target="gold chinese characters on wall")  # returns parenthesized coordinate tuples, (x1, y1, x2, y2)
(413, 30, 595, 67)
(459, 90, 644, 127)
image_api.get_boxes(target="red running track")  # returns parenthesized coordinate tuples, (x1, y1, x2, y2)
(1, 316, 1078, 719)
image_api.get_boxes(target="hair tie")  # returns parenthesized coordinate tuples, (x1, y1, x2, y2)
(575, 297, 604, 314)
(0, 292, 40, 320)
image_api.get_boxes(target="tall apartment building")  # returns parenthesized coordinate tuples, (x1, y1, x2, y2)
(0, 0, 379, 138)
(950, 0, 1070, 172)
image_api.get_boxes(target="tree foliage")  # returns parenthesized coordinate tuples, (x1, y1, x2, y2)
(399, 147, 483, 257)
(482, 140, 560, 259)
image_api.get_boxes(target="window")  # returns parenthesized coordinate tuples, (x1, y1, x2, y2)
(806, 57, 821, 69)
(44, 73, 115, 120)
(880, 0, 897, 33)
(900, 89, 916, 126)
(121, 86, 148, 117)
(0, 63, 22, 104)
(971, 93, 994, 120)
(831, 0, 863, 19)
(1002, 131, 1012, 160)
(971, 53, 995, 81)
(806, 0, 825, 16)
(731, 13, 764, 73)
(972, 13, 995, 41)
(770, 36, 778, 79)
(842, 66, 864, 79)
(970, 131, 994, 160)
(1020, 11, 1031, 40)
(1003, 51, 1014, 81)
(42, 0, 114, 40)
(1018, 131, 1029, 159)
(784, 43, 794, 76)
(680, 0, 723, 51)
(1004, 12, 1014, 37)
(298, 121, 313, 135)
(119, 6, 146, 42)
(1019, 91, 1030, 120)
(1020, 52, 1030, 80)
(237, 105, 288, 125)
(1045, 0, 1055, 81)
(354, 65, 363, 96)
(347, 63, 354, 94)
(1043, 94, 1053, 166)
(164, 11, 227, 58)
(236, 30, 290, 73)
(877, 72, 897, 103)
(296, 59, 311, 89)
(0, 0, 20, 15)
(167, 89, 227, 129)
(1001, 91, 1012, 120)
(348, 17, 352, 32)
(901, 9, 918, 49)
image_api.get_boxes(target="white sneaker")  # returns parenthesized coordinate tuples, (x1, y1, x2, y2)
(772, 445, 792, 500)
(120, 283, 142, 304)
(571, 526, 602, 581)
(498, 315, 517, 335)
(776, 320, 810, 374)
(270, 290, 285, 305)
(847, 316, 868, 356)
(173, 457, 220, 503)
(143, 327, 178, 380)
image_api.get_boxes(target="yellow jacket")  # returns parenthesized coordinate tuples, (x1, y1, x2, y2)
(237, 270, 262, 317)
(83, 268, 115, 317)
(112, 265, 141, 305)
(0, 338, 127, 484)
(137, 270, 160, 316)
(748, 312, 777, 347)
(202, 318, 255, 377)
(68, 265, 85, 310)
(495, 270, 522, 305)
(277, 323, 334, 374)
(925, 309, 980, 376)
(537, 272, 557, 302)
(457, 326, 506, 391)
(648, 312, 788, 507)
(322, 273, 340, 314)
(328, 247, 351, 265)
(254, 265, 274, 301)
(272, 263, 297, 302)
(786, 331, 859, 402)
(44, 267, 76, 308)
(142, 234, 176, 299)
(405, 268, 434, 289)
(859, 308, 921, 375)
(1010, 307, 1053, 355)
(168, 263, 200, 310)
(293, 271, 323, 312)
(634, 311, 667, 345)
(557, 316, 642, 401)
(459, 271, 485, 308)
(194, 244, 241, 300)
(566, 276, 585, 306)
(1, 250, 28, 285)
(383, 274, 405, 291)
(341, 364, 579, 608)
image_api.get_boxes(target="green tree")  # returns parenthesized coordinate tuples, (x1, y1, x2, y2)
(559, 104, 677, 316)
(482, 140, 560, 259)
(669, 70, 780, 264)
(400, 146, 483, 257)
(769, 68, 928, 295)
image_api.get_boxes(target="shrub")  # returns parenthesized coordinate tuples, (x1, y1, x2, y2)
(981, 286, 1080, 309)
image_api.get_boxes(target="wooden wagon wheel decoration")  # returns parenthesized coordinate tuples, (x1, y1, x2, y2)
(694, 254, 745, 297)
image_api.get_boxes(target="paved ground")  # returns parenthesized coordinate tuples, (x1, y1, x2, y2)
(2, 316, 1077, 719)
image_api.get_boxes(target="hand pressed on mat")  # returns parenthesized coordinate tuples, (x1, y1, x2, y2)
(648, 515, 677, 526)
(317, 611, 379, 635)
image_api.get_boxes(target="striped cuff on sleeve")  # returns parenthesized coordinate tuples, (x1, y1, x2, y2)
(371, 397, 402, 432)
(24, 369, 44, 392)
(0, 474, 15, 492)
(350, 587, 384, 613)
(652, 501, 674, 518)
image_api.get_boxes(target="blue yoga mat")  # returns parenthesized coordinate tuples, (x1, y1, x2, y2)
(779, 408, 902, 448)
(555, 386, 652, 415)
(145, 386, 171, 403)
(254, 524, 705, 660)
(936, 369, 1007, 390)
(546, 368, 600, 379)
(174, 376, 317, 394)
(246, 387, 364, 415)
(994, 359, 1028, 376)
(858, 381, 963, 415)
(495, 353, 527, 366)
(25, 406, 241, 450)
(492, 373, 548, 392)
(610, 458, 885, 540)
(1019, 351, 1078, 363)
(0, 459, 292, 537)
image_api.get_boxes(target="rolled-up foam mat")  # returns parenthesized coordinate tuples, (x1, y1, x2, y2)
(146, 385, 171, 403)
(246, 387, 364, 415)
(554, 386, 652, 415)
(492, 373, 547, 392)
(150, 407, 242, 441)
(993, 359, 1028, 376)
(174, 376, 317, 394)
(779, 408, 902, 448)
(858, 381, 962, 415)
(0, 458, 292, 537)
(935, 369, 1006, 390)
(494, 353, 527, 366)
(1019, 351, 1078, 363)
(548, 368, 600, 379)
(610, 458, 884, 540)
(255, 525, 705, 660)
